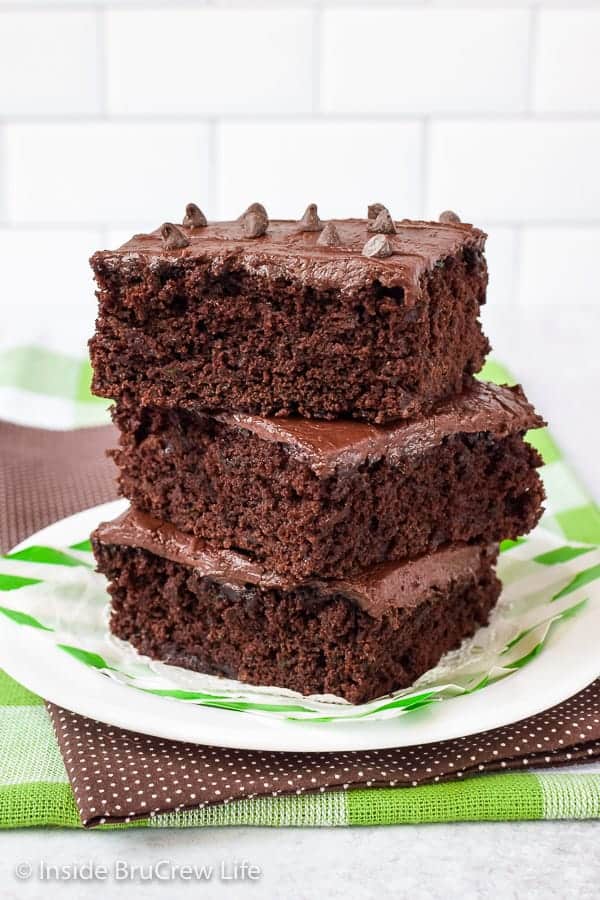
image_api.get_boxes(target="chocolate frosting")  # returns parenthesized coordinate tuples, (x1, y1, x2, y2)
(95, 508, 493, 620)
(98, 218, 486, 306)
(215, 382, 544, 476)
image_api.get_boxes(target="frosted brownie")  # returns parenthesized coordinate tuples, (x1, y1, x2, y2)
(110, 381, 544, 580)
(89, 207, 489, 423)
(93, 509, 500, 704)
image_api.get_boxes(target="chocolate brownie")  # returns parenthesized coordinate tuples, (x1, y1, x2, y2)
(89, 208, 489, 423)
(93, 509, 500, 704)
(110, 381, 544, 580)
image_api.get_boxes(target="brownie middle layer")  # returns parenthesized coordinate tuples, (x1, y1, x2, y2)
(112, 381, 545, 581)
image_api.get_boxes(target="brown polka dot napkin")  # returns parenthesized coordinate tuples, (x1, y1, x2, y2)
(3, 422, 600, 828)
(0, 421, 118, 555)
(49, 683, 600, 827)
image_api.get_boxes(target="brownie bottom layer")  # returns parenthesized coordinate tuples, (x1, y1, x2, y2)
(95, 542, 501, 704)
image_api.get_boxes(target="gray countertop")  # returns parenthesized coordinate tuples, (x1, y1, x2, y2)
(2, 819, 598, 900)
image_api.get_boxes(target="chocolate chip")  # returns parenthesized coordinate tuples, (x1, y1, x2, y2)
(362, 234, 393, 259)
(238, 202, 268, 221)
(238, 203, 269, 238)
(317, 222, 342, 247)
(183, 203, 207, 228)
(368, 203, 386, 221)
(160, 223, 190, 250)
(367, 207, 396, 235)
(439, 210, 461, 224)
(243, 211, 268, 238)
(298, 203, 323, 232)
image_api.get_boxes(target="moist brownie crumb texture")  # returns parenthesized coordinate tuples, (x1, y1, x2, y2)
(90, 203, 546, 704)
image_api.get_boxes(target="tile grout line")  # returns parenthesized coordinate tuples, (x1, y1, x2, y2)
(0, 1, 421, 9)
(526, 4, 541, 115)
(311, 5, 322, 117)
(0, 124, 6, 224)
(95, 4, 108, 119)
(2, 113, 600, 125)
(0, 1, 593, 10)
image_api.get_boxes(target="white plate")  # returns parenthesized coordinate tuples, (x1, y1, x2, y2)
(0, 500, 599, 752)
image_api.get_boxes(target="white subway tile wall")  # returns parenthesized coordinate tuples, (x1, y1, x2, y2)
(427, 121, 600, 222)
(0, 228, 101, 353)
(0, 11, 101, 116)
(5, 123, 212, 224)
(533, 10, 600, 113)
(105, 10, 315, 115)
(321, 10, 531, 114)
(518, 228, 600, 305)
(1, 0, 599, 361)
(216, 121, 423, 218)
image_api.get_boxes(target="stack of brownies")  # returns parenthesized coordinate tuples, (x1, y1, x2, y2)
(90, 204, 545, 704)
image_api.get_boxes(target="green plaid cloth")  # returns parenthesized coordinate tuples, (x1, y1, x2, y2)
(1, 345, 599, 828)
(2, 668, 600, 829)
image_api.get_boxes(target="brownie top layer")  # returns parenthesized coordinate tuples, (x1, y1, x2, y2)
(94, 508, 493, 619)
(211, 381, 544, 475)
(93, 214, 486, 305)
